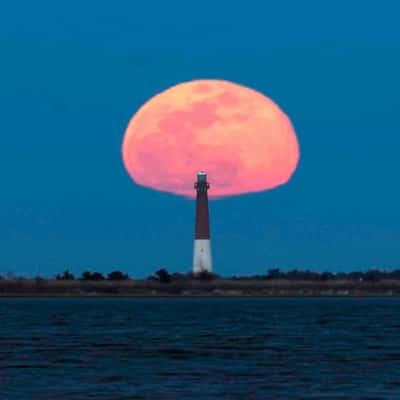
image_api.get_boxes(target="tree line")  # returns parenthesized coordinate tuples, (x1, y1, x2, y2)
(54, 269, 129, 281)
(52, 268, 217, 283)
(1, 267, 400, 283)
(246, 268, 400, 282)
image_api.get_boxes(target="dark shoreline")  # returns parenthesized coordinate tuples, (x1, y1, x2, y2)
(1, 278, 400, 298)
(0, 294, 399, 298)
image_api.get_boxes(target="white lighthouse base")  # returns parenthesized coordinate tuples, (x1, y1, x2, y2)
(193, 239, 212, 274)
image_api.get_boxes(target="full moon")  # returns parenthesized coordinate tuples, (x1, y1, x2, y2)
(122, 79, 299, 198)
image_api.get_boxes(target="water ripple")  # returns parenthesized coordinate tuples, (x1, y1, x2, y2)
(0, 298, 400, 399)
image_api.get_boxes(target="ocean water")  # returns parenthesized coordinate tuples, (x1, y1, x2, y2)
(0, 298, 399, 400)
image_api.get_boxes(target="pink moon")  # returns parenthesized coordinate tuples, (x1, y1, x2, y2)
(122, 79, 300, 198)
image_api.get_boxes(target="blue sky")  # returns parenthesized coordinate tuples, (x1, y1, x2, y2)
(1, 0, 399, 277)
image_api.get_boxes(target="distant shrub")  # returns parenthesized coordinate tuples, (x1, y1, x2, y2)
(91, 272, 105, 281)
(107, 270, 129, 280)
(193, 271, 219, 281)
(81, 271, 92, 280)
(81, 271, 105, 281)
(266, 268, 284, 280)
(170, 272, 188, 281)
(55, 269, 75, 280)
(365, 269, 381, 282)
(155, 268, 171, 283)
(34, 276, 46, 290)
(321, 271, 334, 281)
(391, 269, 400, 279)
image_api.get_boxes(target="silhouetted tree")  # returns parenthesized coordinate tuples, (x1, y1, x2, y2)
(91, 272, 105, 281)
(55, 269, 75, 280)
(170, 272, 188, 281)
(335, 272, 347, 280)
(285, 269, 301, 280)
(81, 271, 92, 280)
(321, 271, 334, 281)
(155, 268, 171, 283)
(346, 271, 364, 281)
(390, 269, 400, 279)
(81, 271, 105, 281)
(34, 276, 46, 290)
(298, 270, 322, 281)
(266, 268, 283, 280)
(365, 269, 381, 282)
(107, 270, 129, 280)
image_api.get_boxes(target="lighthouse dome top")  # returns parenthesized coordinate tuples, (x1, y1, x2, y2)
(197, 171, 207, 183)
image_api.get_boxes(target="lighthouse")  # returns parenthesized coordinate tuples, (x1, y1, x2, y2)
(193, 171, 213, 273)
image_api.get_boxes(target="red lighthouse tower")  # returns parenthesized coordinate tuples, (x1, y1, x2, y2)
(193, 171, 212, 273)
